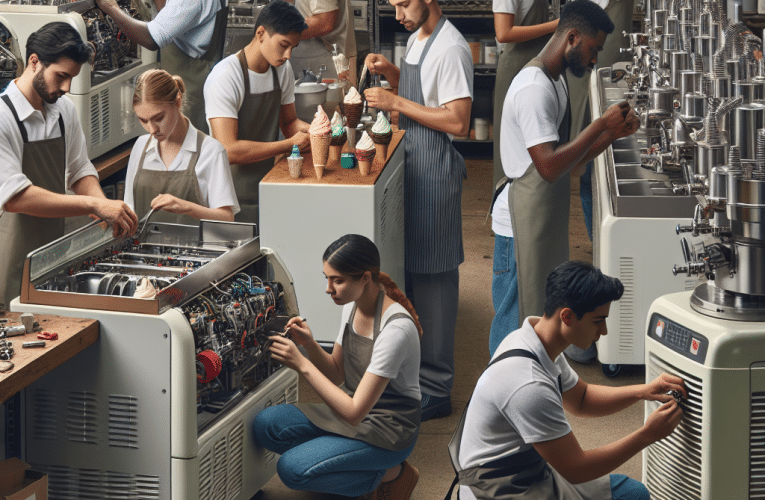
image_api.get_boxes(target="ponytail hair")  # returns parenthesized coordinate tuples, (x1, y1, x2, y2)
(133, 69, 186, 111)
(323, 234, 423, 337)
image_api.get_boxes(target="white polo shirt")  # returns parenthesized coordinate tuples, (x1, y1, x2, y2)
(457, 317, 579, 500)
(0, 81, 97, 212)
(123, 121, 240, 216)
(147, 0, 221, 59)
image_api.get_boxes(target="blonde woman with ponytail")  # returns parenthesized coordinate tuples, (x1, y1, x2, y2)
(254, 234, 422, 500)
(123, 69, 239, 224)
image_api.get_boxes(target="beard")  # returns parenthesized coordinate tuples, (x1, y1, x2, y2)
(406, 7, 430, 32)
(565, 42, 589, 79)
(32, 68, 61, 104)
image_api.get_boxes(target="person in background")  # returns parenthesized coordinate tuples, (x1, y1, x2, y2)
(123, 69, 239, 224)
(204, 0, 310, 224)
(0, 22, 137, 310)
(451, 261, 686, 500)
(95, 0, 227, 134)
(489, 0, 559, 356)
(254, 234, 422, 500)
(363, 0, 473, 421)
(491, 0, 639, 352)
(289, 0, 358, 83)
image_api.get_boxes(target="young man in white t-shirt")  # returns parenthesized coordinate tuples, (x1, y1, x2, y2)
(492, 0, 640, 352)
(362, 0, 473, 422)
(454, 261, 686, 500)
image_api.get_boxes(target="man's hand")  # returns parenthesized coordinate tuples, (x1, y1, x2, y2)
(602, 101, 632, 130)
(364, 87, 397, 112)
(609, 110, 640, 140)
(289, 131, 311, 153)
(364, 53, 392, 77)
(643, 373, 687, 403)
(642, 399, 683, 443)
(94, 0, 119, 11)
(92, 199, 138, 237)
(151, 193, 190, 216)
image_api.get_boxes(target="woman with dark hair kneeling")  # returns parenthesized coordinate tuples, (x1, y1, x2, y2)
(254, 234, 422, 500)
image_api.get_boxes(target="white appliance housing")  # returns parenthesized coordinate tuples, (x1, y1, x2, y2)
(643, 291, 765, 500)
(259, 141, 405, 344)
(0, 1, 158, 159)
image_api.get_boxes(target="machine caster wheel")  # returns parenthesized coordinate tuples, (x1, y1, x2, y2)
(602, 363, 621, 377)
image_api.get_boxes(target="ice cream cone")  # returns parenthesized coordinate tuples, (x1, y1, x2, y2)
(329, 144, 343, 164)
(344, 103, 363, 129)
(355, 148, 375, 176)
(374, 142, 388, 162)
(310, 134, 331, 170)
(358, 159, 371, 176)
(287, 157, 303, 178)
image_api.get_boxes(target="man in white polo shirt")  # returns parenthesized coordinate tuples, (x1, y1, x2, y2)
(95, 0, 227, 134)
(0, 23, 137, 310)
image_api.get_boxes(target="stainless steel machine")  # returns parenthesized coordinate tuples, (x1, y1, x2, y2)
(597, 0, 765, 496)
(0, 0, 158, 159)
(591, 0, 765, 375)
(10, 219, 300, 500)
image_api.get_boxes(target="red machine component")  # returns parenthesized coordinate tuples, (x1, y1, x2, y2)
(196, 350, 222, 383)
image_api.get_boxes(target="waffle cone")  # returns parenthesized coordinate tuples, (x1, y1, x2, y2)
(355, 148, 376, 162)
(314, 164, 325, 179)
(344, 103, 363, 128)
(329, 144, 343, 164)
(287, 157, 304, 178)
(374, 143, 388, 162)
(369, 130, 392, 145)
(358, 159, 371, 176)
(310, 135, 331, 168)
(330, 132, 347, 146)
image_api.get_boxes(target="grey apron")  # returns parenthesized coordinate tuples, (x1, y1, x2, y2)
(296, 292, 421, 451)
(567, 0, 635, 141)
(398, 16, 467, 274)
(445, 349, 612, 500)
(229, 50, 281, 225)
(160, 0, 228, 134)
(492, 0, 553, 187)
(0, 94, 66, 310)
(132, 129, 205, 226)
(509, 59, 571, 324)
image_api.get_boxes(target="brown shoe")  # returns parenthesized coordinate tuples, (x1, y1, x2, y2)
(375, 460, 419, 500)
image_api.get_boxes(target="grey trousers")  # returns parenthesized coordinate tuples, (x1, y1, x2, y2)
(406, 268, 460, 398)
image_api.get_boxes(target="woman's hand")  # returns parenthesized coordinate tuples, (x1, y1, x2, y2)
(285, 316, 314, 347)
(151, 194, 191, 215)
(268, 335, 307, 372)
(643, 373, 687, 402)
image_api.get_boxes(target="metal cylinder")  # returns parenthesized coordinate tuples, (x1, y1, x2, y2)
(673, 115, 703, 147)
(650, 87, 675, 113)
(695, 36, 716, 73)
(680, 6, 694, 22)
(728, 59, 741, 81)
(680, 70, 702, 97)
(665, 16, 679, 38)
(733, 81, 764, 104)
(708, 166, 728, 201)
(695, 142, 727, 177)
(730, 104, 765, 161)
(662, 34, 677, 66)
(653, 9, 668, 34)
(671, 52, 691, 89)
(684, 93, 707, 118)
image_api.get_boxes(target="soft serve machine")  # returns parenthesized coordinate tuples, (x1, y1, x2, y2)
(592, 0, 765, 497)
(0, 0, 158, 159)
(10, 219, 300, 500)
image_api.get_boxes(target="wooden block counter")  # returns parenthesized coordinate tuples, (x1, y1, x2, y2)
(0, 312, 98, 404)
(263, 129, 405, 185)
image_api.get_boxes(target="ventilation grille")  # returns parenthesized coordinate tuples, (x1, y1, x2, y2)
(199, 448, 213, 499)
(618, 257, 635, 354)
(752, 391, 765, 499)
(211, 436, 229, 500)
(90, 93, 101, 147)
(645, 354, 704, 500)
(31, 464, 159, 500)
(108, 395, 138, 449)
(227, 423, 244, 499)
(67, 392, 98, 444)
(286, 380, 298, 404)
(31, 388, 58, 441)
(100, 88, 110, 143)
(684, 279, 696, 291)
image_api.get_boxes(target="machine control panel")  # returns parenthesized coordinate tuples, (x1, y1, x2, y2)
(648, 313, 709, 364)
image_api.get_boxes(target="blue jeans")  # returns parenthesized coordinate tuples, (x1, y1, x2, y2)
(253, 404, 416, 497)
(580, 161, 593, 241)
(611, 474, 650, 499)
(489, 234, 520, 356)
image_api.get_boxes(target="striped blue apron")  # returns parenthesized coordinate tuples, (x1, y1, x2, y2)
(398, 16, 468, 274)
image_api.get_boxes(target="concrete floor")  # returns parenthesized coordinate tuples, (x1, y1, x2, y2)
(258, 158, 647, 500)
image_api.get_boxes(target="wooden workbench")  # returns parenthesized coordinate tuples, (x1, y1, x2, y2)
(0, 313, 98, 404)
(92, 139, 136, 181)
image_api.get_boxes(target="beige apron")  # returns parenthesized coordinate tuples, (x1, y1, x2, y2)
(296, 292, 421, 451)
(567, 0, 635, 140)
(159, 0, 228, 134)
(0, 95, 66, 310)
(492, 0, 553, 187)
(445, 348, 611, 500)
(509, 59, 571, 323)
(132, 129, 205, 225)
(229, 50, 281, 225)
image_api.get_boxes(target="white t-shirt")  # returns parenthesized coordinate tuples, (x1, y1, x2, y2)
(204, 54, 296, 125)
(294, 0, 356, 56)
(494, 66, 567, 236)
(147, 0, 221, 59)
(0, 82, 97, 212)
(123, 121, 240, 216)
(492, 0, 546, 52)
(336, 302, 421, 401)
(404, 19, 474, 112)
(457, 317, 579, 500)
